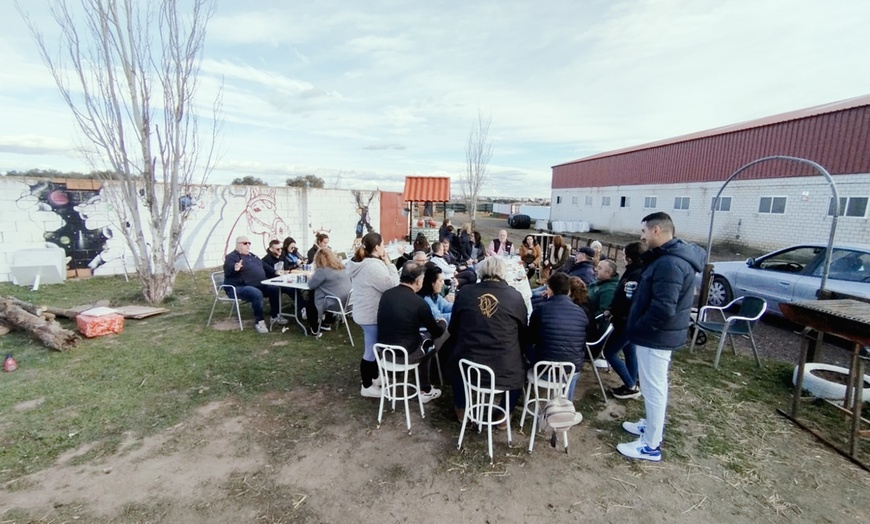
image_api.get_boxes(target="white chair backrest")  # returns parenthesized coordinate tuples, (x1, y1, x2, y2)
(531, 360, 576, 400)
(587, 322, 615, 348)
(373, 343, 408, 368)
(210, 271, 223, 296)
(459, 358, 498, 394)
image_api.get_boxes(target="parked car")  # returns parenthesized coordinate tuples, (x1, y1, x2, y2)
(507, 213, 531, 229)
(704, 243, 870, 315)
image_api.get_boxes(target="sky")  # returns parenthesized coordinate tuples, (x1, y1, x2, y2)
(1, 0, 869, 198)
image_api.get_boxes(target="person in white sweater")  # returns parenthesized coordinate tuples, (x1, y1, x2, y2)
(346, 232, 400, 398)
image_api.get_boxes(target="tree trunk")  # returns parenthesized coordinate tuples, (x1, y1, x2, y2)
(0, 299, 78, 351)
(1, 296, 83, 319)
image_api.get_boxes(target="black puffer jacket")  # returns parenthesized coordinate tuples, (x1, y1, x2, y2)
(626, 238, 706, 350)
(526, 295, 589, 370)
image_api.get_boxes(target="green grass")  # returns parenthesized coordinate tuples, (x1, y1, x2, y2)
(0, 271, 362, 484)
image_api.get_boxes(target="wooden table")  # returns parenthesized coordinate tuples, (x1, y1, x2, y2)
(779, 299, 870, 467)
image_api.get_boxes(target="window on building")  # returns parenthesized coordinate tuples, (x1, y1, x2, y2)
(620, 196, 630, 208)
(602, 196, 611, 207)
(711, 196, 732, 212)
(556, 196, 562, 204)
(828, 196, 868, 218)
(673, 196, 690, 210)
(759, 196, 787, 214)
(585, 195, 593, 206)
(571, 196, 579, 205)
(644, 196, 657, 208)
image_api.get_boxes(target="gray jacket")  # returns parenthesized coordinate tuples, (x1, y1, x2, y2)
(346, 257, 400, 325)
(307, 266, 352, 315)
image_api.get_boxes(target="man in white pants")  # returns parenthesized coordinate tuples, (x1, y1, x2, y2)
(617, 212, 705, 461)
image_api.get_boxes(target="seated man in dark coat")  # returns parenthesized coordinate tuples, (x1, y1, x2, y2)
(223, 235, 287, 334)
(526, 272, 589, 402)
(445, 256, 528, 423)
(377, 262, 446, 403)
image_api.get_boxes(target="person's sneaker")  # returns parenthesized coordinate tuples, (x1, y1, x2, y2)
(593, 358, 609, 369)
(372, 377, 383, 389)
(308, 327, 322, 338)
(301, 308, 308, 320)
(572, 412, 583, 425)
(254, 320, 268, 334)
(319, 323, 332, 331)
(616, 437, 662, 462)
(612, 385, 642, 400)
(272, 316, 289, 325)
(419, 387, 442, 404)
(360, 384, 382, 398)
(622, 418, 646, 436)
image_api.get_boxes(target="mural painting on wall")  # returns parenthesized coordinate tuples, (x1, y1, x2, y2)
(353, 190, 375, 239)
(224, 186, 291, 256)
(15, 180, 123, 272)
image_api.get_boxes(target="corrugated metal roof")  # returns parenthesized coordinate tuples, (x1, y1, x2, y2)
(554, 94, 870, 168)
(403, 176, 450, 202)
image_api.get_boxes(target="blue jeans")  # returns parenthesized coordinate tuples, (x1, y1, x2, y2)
(228, 284, 280, 323)
(360, 324, 378, 362)
(604, 330, 638, 389)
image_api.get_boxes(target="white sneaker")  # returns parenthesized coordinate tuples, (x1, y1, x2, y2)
(301, 308, 308, 320)
(372, 377, 383, 389)
(419, 387, 442, 404)
(572, 412, 583, 425)
(360, 384, 382, 398)
(616, 437, 662, 462)
(272, 316, 288, 325)
(593, 358, 609, 369)
(254, 320, 268, 334)
(622, 418, 646, 436)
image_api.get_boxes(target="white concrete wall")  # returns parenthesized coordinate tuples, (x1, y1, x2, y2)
(550, 173, 870, 251)
(0, 177, 384, 282)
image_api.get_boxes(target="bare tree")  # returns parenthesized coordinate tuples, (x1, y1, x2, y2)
(461, 110, 494, 228)
(19, 0, 221, 304)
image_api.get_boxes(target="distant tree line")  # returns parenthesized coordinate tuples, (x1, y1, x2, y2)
(230, 174, 326, 188)
(4, 168, 123, 179)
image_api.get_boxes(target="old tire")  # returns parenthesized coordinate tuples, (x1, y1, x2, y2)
(707, 275, 732, 307)
(793, 363, 870, 401)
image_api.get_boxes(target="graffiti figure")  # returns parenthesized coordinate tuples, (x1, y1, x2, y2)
(225, 186, 290, 255)
(353, 190, 376, 239)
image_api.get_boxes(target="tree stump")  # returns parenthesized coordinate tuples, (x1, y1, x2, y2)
(0, 299, 78, 351)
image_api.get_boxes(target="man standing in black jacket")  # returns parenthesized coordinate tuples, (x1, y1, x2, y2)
(377, 262, 446, 403)
(617, 213, 705, 462)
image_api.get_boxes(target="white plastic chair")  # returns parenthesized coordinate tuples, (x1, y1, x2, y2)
(520, 361, 576, 453)
(690, 296, 767, 369)
(373, 343, 425, 434)
(206, 271, 246, 331)
(457, 359, 513, 464)
(323, 290, 354, 346)
(586, 323, 614, 404)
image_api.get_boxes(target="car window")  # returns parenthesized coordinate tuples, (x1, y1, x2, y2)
(811, 249, 870, 282)
(756, 246, 821, 273)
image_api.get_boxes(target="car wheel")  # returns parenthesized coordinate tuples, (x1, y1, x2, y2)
(707, 276, 732, 307)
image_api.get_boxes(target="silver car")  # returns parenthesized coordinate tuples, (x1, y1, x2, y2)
(706, 243, 870, 315)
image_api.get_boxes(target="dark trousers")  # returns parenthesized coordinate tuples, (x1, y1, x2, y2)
(229, 284, 280, 322)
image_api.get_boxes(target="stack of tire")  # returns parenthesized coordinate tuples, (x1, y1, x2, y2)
(507, 214, 531, 229)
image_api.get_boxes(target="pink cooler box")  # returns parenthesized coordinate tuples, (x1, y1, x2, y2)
(77, 313, 125, 337)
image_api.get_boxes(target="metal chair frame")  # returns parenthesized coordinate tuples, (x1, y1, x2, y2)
(206, 271, 248, 331)
(520, 361, 576, 453)
(373, 343, 425, 434)
(690, 296, 767, 369)
(323, 290, 354, 346)
(586, 323, 614, 404)
(457, 359, 513, 464)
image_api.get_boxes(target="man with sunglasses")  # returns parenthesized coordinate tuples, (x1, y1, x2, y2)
(223, 236, 287, 333)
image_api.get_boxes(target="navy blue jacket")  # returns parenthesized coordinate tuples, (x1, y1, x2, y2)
(526, 295, 589, 370)
(626, 238, 706, 350)
(564, 260, 595, 285)
(223, 250, 277, 287)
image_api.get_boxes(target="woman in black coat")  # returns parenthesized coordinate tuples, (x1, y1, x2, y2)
(445, 256, 528, 421)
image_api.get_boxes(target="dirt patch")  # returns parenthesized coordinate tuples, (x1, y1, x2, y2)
(4, 377, 870, 523)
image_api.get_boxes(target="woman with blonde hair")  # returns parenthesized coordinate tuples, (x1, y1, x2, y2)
(346, 232, 400, 398)
(541, 235, 569, 282)
(306, 247, 351, 336)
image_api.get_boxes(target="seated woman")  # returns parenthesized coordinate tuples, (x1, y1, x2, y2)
(569, 276, 602, 357)
(519, 234, 542, 279)
(307, 232, 329, 264)
(541, 234, 569, 283)
(306, 247, 352, 335)
(445, 257, 527, 424)
(418, 264, 454, 323)
(469, 231, 486, 265)
(281, 237, 305, 270)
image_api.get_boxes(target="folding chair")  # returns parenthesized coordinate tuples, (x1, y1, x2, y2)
(520, 361, 576, 453)
(206, 271, 247, 330)
(373, 343, 425, 434)
(586, 323, 614, 404)
(457, 359, 513, 464)
(324, 290, 354, 346)
(690, 296, 767, 369)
